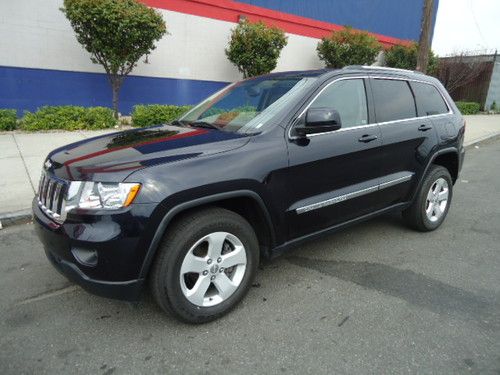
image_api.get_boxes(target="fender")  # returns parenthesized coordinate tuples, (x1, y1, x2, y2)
(138, 190, 275, 279)
(409, 147, 459, 203)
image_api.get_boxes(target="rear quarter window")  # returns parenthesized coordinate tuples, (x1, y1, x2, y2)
(410, 82, 449, 116)
(371, 79, 416, 123)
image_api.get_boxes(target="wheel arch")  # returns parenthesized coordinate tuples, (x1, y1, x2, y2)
(138, 190, 276, 280)
(432, 151, 459, 184)
(409, 147, 459, 204)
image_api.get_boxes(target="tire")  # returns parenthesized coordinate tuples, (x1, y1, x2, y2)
(403, 165, 453, 232)
(150, 207, 259, 323)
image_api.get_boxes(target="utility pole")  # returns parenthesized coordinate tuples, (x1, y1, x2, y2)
(416, 0, 434, 73)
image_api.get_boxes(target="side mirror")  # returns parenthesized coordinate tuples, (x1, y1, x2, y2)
(296, 108, 342, 137)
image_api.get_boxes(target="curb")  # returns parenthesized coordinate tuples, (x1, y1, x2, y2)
(1, 132, 499, 229)
(464, 132, 500, 150)
(0, 209, 33, 229)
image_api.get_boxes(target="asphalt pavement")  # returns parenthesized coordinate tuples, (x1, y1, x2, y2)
(0, 139, 499, 374)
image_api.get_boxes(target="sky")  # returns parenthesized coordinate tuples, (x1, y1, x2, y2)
(432, 0, 500, 56)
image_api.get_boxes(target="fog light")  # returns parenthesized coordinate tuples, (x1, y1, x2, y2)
(71, 247, 98, 267)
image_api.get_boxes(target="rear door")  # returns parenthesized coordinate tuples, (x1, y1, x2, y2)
(369, 77, 438, 206)
(285, 77, 384, 239)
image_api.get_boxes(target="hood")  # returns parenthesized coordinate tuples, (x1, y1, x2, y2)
(46, 125, 249, 181)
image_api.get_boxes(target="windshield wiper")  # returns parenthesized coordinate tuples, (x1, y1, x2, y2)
(189, 121, 221, 130)
(170, 119, 186, 127)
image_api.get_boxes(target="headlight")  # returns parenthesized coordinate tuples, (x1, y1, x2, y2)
(65, 182, 141, 211)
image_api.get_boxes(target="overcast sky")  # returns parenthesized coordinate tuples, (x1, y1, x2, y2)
(432, 0, 500, 56)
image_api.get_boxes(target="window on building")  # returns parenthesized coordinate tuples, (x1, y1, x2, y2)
(372, 79, 416, 122)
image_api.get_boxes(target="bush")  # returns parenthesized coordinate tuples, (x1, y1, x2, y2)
(317, 26, 382, 68)
(131, 104, 193, 127)
(20, 106, 116, 131)
(490, 101, 498, 112)
(385, 43, 439, 74)
(84, 107, 117, 129)
(226, 18, 288, 78)
(0, 109, 18, 131)
(455, 101, 480, 115)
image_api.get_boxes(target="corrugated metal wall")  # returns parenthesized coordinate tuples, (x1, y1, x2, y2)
(485, 57, 500, 110)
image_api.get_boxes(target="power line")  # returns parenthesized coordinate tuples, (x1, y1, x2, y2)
(469, 0, 487, 46)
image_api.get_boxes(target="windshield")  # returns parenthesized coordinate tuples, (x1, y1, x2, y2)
(179, 76, 317, 133)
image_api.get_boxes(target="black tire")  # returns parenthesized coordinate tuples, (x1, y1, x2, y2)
(150, 207, 259, 324)
(403, 165, 453, 232)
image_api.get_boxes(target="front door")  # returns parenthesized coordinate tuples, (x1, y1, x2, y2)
(285, 77, 384, 240)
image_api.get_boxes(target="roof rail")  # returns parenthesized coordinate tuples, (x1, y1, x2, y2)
(343, 65, 424, 74)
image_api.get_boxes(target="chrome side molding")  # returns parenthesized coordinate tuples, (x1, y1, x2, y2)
(296, 174, 413, 214)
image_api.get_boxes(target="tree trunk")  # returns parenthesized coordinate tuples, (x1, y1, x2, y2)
(416, 0, 434, 73)
(110, 76, 123, 121)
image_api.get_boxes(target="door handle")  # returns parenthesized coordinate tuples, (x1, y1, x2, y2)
(418, 124, 433, 131)
(358, 134, 378, 143)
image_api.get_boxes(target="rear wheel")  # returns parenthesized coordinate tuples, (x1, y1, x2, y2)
(150, 207, 259, 323)
(403, 165, 453, 231)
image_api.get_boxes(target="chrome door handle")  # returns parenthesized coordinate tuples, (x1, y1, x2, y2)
(418, 124, 433, 131)
(358, 134, 378, 143)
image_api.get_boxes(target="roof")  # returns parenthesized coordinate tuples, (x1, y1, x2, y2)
(261, 65, 428, 79)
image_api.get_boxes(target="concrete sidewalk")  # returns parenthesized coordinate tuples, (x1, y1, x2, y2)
(0, 115, 499, 220)
(0, 129, 118, 218)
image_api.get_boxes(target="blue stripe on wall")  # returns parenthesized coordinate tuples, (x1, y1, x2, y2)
(0, 66, 229, 115)
(237, 0, 439, 41)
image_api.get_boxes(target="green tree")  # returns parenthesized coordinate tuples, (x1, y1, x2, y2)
(317, 26, 382, 68)
(385, 43, 439, 74)
(226, 19, 288, 78)
(61, 0, 167, 118)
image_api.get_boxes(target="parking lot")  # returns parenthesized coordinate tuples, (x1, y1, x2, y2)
(1, 139, 499, 375)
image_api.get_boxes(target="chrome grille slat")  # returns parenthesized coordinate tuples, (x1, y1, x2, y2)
(37, 171, 68, 223)
(39, 175, 48, 202)
(44, 178, 50, 206)
(52, 183, 62, 211)
(38, 174, 45, 196)
(56, 184, 67, 213)
(49, 181, 58, 211)
(46, 180, 54, 208)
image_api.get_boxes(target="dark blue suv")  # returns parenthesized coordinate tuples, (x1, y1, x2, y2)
(33, 66, 465, 323)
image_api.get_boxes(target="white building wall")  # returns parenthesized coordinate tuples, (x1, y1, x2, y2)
(0, 0, 324, 83)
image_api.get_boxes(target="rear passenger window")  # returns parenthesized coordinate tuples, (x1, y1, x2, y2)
(309, 79, 368, 128)
(410, 82, 449, 116)
(371, 79, 416, 123)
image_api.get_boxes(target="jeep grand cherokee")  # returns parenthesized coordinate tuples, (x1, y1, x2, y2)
(33, 66, 465, 323)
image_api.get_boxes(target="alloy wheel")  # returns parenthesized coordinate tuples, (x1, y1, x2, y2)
(425, 177, 449, 222)
(179, 232, 247, 307)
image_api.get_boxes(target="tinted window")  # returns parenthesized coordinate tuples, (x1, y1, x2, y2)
(372, 79, 416, 122)
(309, 79, 368, 128)
(411, 82, 449, 116)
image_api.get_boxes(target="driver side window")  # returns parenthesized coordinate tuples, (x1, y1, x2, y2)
(309, 79, 368, 128)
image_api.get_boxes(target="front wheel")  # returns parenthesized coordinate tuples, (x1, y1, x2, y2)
(403, 165, 453, 232)
(150, 207, 259, 323)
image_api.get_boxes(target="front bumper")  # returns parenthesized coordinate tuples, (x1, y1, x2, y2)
(44, 247, 144, 300)
(33, 199, 157, 301)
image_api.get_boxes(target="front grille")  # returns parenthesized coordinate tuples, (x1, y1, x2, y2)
(37, 172, 68, 223)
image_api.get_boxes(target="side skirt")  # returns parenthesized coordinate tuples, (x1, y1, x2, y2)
(269, 201, 410, 259)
